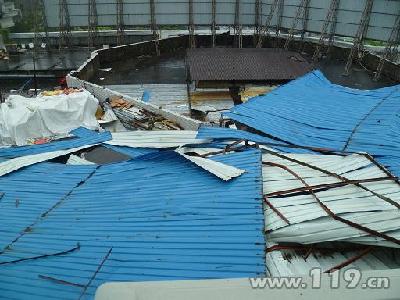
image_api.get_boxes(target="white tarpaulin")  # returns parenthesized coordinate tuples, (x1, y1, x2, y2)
(0, 91, 100, 146)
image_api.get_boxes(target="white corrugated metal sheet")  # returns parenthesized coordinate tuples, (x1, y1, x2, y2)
(105, 131, 210, 148)
(66, 154, 96, 165)
(262, 152, 400, 276)
(0, 144, 97, 177)
(175, 148, 245, 181)
(262, 153, 400, 248)
(265, 237, 400, 276)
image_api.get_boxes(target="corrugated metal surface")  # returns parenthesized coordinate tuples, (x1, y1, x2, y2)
(105, 84, 187, 108)
(225, 70, 400, 176)
(196, 126, 309, 154)
(0, 144, 99, 177)
(261, 152, 400, 248)
(266, 238, 400, 276)
(187, 48, 312, 82)
(0, 149, 264, 300)
(0, 162, 96, 251)
(263, 152, 400, 276)
(105, 131, 210, 148)
(175, 148, 245, 181)
(0, 128, 111, 160)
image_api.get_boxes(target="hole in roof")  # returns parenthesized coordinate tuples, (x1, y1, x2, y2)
(50, 145, 132, 165)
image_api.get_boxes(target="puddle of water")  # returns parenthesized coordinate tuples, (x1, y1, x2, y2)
(94, 50, 186, 85)
(317, 58, 396, 89)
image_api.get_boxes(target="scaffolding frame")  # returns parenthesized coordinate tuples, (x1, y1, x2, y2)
(312, 0, 341, 61)
(233, 0, 242, 48)
(284, 0, 309, 50)
(116, 0, 125, 45)
(257, 0, 280, 48)
(150, 0, 160, 55)
(343, 0, 374, 75)
(374, 12, 400, 81)
(188, 0, 195, 48)
(88, 0, 99, 49)
(211, 0, 217, 47)
(58, 0, 71, 49)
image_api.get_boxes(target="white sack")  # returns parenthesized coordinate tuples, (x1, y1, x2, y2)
(0, 90, 100, 146)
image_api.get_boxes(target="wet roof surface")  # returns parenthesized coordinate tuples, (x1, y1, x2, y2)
(0, 150, 265, 299)
(186, 48, 313, 82)
(225, 70, 400, 176)
(91, 48, 396, 90)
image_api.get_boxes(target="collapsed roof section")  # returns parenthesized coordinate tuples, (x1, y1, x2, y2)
(262, 151, 400, 275)
(0, 150, 265, 300)
(225, 70, 400, 176)
(262, 152, 400, 248)
(1, 67, 400, 298)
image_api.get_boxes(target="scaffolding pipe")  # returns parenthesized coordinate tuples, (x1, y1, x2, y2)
(343, 0, 374, 76)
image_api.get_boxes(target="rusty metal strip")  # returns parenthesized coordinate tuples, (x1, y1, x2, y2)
(78, 247, 113, 300)
(38, 275, 85, 288)
(265, 176, 392, 198)
(0, 244, 80, 266)
(262, 149, 400, 210)
(264, 197, 290, 225)
(266, 244, 367, 254)
(198, 141, 250, 158)
(262, 161, 400, 246)
(324, 246, 374, 273)
(363, 153, 400, 185)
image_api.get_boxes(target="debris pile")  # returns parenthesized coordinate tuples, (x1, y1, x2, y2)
(1, 69, 400, 299)
(108, 95, 182, 130)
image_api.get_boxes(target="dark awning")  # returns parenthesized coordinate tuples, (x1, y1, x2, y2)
(186, 48, 313, 82)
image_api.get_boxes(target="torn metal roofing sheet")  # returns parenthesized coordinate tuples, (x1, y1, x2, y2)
(0, 128, 111, 160)
(0, 150, 264, 300)
(225, 71, 400, 176)
(175, 148, 245, 181)
(67, 154, 96, 165)
(105, 130, 210, 148)
(265, 238, 400, 276)
(196, 126, 310, 153)
(0, 144, 99, 177)
(187, 48, 312, 81)
(261, 151, 400, 248)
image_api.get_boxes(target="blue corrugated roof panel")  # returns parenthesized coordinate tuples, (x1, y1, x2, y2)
(0, 149, 264, 299)
(224, 70, 400, 175)
(0, 128, 111, 159)
(0, 163, 96, 250)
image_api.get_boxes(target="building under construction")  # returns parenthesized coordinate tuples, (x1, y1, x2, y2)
(0, 1, 400, 300)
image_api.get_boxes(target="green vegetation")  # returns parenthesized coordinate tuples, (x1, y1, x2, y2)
(364, 39, 387, 47)
(0, 27, 10, 43)
(10, 8, 44, 33)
